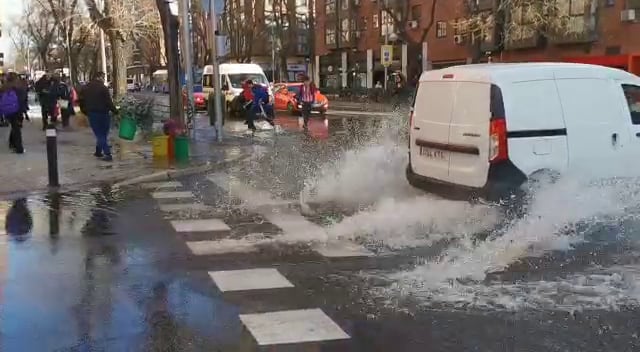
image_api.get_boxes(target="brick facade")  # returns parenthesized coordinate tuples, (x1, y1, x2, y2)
(313, 0, 640, 89)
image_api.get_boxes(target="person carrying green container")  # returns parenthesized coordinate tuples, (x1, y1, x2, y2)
(77, 72, 119, 162)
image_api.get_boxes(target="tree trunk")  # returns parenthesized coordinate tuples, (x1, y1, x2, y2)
(108, 33, 127, 99)
(156, 0, 183, 121)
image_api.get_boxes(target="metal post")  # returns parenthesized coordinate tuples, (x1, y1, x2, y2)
(210, 0, 223, 142)
(179, 0, 195, 130)
(383, 0, 388, 92)
(271, 25, 276, 82)
(46, 127, 59, 187)
(66, 30, 74, 83)
(98, 0, 108, 75)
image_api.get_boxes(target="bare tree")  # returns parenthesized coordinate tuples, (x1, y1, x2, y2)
(191, 0, 211, 67)
(137, 31, 165, 78)
(85, 0, 160, 98)
(9, 26, 33, 71)
(43, 0, 94, 83)
(380, 0, 438, 82)
(454, 0, 589, 62)
(23, 0, 58, 70)
(156, 0, 182, 120)
(222, 0, 260, 62)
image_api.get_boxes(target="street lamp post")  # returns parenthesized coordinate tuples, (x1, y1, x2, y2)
(210, 0, 223, 141)
(97, 0, 108, 76)
(179, 0, 195, 130)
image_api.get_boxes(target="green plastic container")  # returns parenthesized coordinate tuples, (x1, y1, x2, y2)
(174, 136, 190, 162)
(118, 117, 137, 141)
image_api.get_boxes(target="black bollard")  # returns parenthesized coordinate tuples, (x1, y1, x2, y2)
(46, 126, 59, 187)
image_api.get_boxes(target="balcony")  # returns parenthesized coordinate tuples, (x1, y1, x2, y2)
(474, 0, 496, 12)
(629, 0, 640, 9)
(504, 26, 541, 50)
(548, 15, 597, 44)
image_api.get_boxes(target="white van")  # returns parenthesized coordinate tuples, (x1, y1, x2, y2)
(202, 63, 271, 106)
(407, 63, 640, 201)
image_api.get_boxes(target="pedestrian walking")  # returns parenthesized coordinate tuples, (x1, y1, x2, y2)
(34, 73, 56, 130)
(19, 77, 30, 121)
(1, 73, 27, 153)
(299, 75, 317, 129)
(56, 75, 75, 128)
(78, 72, 118, 162)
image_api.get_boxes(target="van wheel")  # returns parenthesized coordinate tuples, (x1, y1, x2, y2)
(504, 169, 560, 222)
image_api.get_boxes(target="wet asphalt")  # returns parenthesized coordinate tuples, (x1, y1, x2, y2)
(1, 113, 640, 351)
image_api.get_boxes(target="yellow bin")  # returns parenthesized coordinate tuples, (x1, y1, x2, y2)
(152, 135, 169, 158)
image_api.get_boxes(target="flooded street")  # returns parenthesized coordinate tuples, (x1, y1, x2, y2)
(2, 112, 640, 351)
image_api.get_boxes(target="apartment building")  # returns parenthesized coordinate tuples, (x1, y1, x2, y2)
(223, 0, 313, 81)
(313, 0, 640, 90)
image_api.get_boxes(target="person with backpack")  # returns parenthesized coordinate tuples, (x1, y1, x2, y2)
(35, 73, 56, 130)
(56, 75, 75, 128)
(2, 73, 27, 153)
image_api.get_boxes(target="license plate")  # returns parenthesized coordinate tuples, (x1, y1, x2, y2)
(420, 147, 447, 160)
(312, 103, 321, 108)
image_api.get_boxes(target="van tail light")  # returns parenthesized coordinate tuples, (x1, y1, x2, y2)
(489, 118, 508, 163)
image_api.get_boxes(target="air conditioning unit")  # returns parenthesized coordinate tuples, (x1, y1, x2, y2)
(621, 9, 637, 22)
(408, 20, 418, 29)
(454, 34, 464, 45)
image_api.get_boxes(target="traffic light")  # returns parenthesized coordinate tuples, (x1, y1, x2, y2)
(0, 53, 4, 67)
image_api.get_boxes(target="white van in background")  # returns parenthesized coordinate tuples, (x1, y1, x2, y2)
(406, 63, 640, 201)
(202, 63, 271, 107)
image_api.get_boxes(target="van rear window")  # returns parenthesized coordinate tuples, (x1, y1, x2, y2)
(490, 84, 505, 120)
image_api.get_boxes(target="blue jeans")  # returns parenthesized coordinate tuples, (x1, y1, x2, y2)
(88, 112, 111, 156)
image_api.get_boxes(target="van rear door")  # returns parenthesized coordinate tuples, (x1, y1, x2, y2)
(410, 81, 456, 181)
(447, 82, 491, 187)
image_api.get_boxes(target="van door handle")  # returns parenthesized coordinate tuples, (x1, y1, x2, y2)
(413, 126, 421, 130)
(635, 132, 640, 137)
(612, 133, 618, 146)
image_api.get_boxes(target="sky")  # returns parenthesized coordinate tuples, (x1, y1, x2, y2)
(0, 0, 24, 61)
(0, 0, 223, 64)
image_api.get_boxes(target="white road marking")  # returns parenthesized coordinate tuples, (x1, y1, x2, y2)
(170, 219, 231, 233)
(209, 268, 294, 292)
(186, 234, 272, 255)
(313, 240, 375, 258)
(159, 203, 215, 212)
(151, 191, 194, 199)
(239, 308, 350, 346)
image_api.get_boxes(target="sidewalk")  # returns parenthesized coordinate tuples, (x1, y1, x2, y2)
(0, 112, 255, 197)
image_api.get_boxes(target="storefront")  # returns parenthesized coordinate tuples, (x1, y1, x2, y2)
(319, 52, 342, 90)
(562, 54, 640, 75)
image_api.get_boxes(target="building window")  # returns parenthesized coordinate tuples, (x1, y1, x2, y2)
(361, 16, 367, 31)
(411, 5, 421, 20)
(326, 0, 335, 14)
(373, 14, 379, 28)
(296, 0, 307, 7)
(436, 21, 447, 38)
(326, 28, 336, 45)
(341, 0, 348, 10)
(341, 18, 350, 42)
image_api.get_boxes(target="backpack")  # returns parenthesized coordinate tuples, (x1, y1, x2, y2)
(0, 89, 20, 115)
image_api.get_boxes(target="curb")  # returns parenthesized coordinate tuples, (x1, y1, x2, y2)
(113, 154, 249, 188)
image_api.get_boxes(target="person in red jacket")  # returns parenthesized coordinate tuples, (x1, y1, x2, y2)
(298, 75, 317, 130)
(241, 79, 254, 125)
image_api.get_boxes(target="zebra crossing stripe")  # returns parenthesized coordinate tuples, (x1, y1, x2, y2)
(239, 308, 350, 346)
(170, 219, 231, 233)
(209, 268, 293, 292)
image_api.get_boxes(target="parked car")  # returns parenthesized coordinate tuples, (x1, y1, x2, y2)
(406, 62, 640, 203)
(182, 90, 208, 111)
(273, 83, 329, 115)
(126, 78, 136, 92)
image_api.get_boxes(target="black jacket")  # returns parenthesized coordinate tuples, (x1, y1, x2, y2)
(78, 80, 117, 114)
(34, 76, 55, 108)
